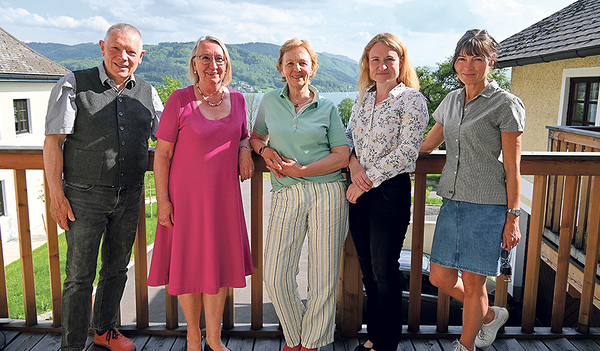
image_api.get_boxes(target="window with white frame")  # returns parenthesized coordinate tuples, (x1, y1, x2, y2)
(558, 67, 600, 127)
(566, 77, 599, 126)
(14, 99, 30, 134)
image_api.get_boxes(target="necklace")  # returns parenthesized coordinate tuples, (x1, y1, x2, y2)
(197, 84, 225, 107)
(291, 93, 312, 108)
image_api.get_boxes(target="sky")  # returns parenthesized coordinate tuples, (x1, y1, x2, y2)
(0, 0, 576, 67)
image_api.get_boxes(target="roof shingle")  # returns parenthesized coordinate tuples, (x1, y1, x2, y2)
(497, 0, 600, 68)
(0, 26, 69, 78)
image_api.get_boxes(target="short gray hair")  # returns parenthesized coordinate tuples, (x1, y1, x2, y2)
(188, 35, 232, 85)
(104, 23, 142, 43)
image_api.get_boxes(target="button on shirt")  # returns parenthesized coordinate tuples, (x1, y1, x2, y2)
(433, 80, 526, 205)
(346, 83, 429, 188)
(44, 63, 162, 137)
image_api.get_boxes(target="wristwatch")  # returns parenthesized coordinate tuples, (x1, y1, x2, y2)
(507, 208, 521, 217)
(259, 145, 268, 155)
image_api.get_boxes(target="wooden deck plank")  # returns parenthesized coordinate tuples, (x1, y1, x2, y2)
(171, 335, 187, 350)
(253, 337, 280, 351)
(436, 339, 454, 351)
(3, 332, 44, 351)
(543, 338, 580, 351)
(127, 334, 151, 350)
(412, 339, 442, 351)
(5, 332, 600, 351)
(491, 338, 525, 351)
(226, 336, 245, 351)
(399, 338, 416, 351)
(28, 332, 61, 351)
(570, 339, 600, 351)
(138, 334, 177, 350)
(518, 339, 550, 351)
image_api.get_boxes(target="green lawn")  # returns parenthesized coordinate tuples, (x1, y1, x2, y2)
(4, 202, 158, 320)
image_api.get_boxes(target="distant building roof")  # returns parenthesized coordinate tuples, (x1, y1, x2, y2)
(497, 0, 600, 68)
(0, 26, 69, 80)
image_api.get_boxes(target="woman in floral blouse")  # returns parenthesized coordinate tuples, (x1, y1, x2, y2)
(345, 33, 428, 351)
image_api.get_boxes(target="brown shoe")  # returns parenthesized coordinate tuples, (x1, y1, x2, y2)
(94, 328, 136, 351)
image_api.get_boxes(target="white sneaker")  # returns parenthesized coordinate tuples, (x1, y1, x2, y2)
(452, 339, 469, 351)
(474, 306, 509, 349)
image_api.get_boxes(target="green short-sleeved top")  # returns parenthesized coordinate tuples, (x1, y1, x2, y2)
(253, 84, 348, 192)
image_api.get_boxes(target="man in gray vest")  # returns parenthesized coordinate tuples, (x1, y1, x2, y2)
(43, 23, 162, 351)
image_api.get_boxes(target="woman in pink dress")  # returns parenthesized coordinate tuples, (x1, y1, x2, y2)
(147, 36, 254, 351)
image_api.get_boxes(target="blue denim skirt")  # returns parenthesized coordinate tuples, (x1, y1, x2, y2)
(430, 198, 505, 277)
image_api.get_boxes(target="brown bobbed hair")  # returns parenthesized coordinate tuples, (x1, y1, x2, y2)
(357, 33, 420, 103)
(451, 29, 499, 77)
(277, 38, 319, 83)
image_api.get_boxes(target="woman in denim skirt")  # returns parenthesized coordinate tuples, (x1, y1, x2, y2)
(420, 29, 525, 351)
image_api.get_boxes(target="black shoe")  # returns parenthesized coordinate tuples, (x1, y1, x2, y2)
(354, 344, 373, 351)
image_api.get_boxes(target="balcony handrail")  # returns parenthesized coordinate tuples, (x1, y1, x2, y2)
(1, 146, 600, 337)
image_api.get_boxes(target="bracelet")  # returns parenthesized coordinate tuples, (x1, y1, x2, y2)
(156, 196, 169, 201)
(240, 145, 252, 150)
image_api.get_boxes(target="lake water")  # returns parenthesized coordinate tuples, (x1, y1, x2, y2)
(320, 91, 358, 106)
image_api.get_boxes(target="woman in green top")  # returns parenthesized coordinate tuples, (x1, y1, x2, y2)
(250, 38, 349, 351)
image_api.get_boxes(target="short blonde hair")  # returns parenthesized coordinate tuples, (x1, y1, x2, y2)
(277, 38, 319, 82)
(357, 33, 419, 103)
(188, 35, 232, 85)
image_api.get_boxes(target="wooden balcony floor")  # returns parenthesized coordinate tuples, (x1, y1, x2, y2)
(3, 330, 600, 351)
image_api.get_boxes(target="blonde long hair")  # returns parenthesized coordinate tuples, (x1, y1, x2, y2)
(357, 33, 419, 103)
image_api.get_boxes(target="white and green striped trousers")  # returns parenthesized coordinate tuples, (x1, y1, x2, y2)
(264, 181, 349, 349)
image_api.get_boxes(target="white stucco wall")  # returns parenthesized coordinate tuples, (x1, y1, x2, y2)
(0, 80, 55, 243)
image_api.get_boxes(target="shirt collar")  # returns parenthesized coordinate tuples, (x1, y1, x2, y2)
(98, 63, 136, 89)
(280, 83, 321, 107)
(366, 82, 406, 100)
(460, 80, 499, 101)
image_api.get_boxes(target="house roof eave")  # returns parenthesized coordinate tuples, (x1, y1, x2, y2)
(498, 45, 600, 68)
(0, 73, 64, 82)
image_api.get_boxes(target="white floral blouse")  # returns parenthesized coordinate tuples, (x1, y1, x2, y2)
(345, 83, 429, 188)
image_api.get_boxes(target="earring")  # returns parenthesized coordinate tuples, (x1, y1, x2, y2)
(194, 70, 197, 74)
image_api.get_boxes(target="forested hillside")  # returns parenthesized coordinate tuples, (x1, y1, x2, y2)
(27, 41, 358, 92)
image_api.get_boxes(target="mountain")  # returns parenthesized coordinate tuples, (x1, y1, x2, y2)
(321, 52, 358, 64)
(26, 41, 358, 92)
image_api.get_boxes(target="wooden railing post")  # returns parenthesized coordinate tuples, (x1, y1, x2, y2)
(250, 166, 264, 330)
(336, 234, 362, 337)
(409, 173, 426, 332)
(578, 176, 600, 333)
(223, 288, 235, 329)
(165, 289, 178, 330)
(0, 226, 9, 318)
(521, 175, 548, 333)
(43, 172, 62, 327)
(551, 175, 578, 333)
(134, 190, 149, 329)
(14, 169, 37, 326)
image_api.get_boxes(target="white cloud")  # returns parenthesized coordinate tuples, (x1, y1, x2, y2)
(0, 0, 577, 66)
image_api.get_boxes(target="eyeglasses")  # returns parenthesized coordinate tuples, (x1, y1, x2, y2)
(195, 55, 226, 66)
(500, 249, 512, 282)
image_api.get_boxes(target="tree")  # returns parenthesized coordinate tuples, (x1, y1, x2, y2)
(337, 98, 354, 127)
(156, 75, 183, 105)
(244, 93, 260, 132)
